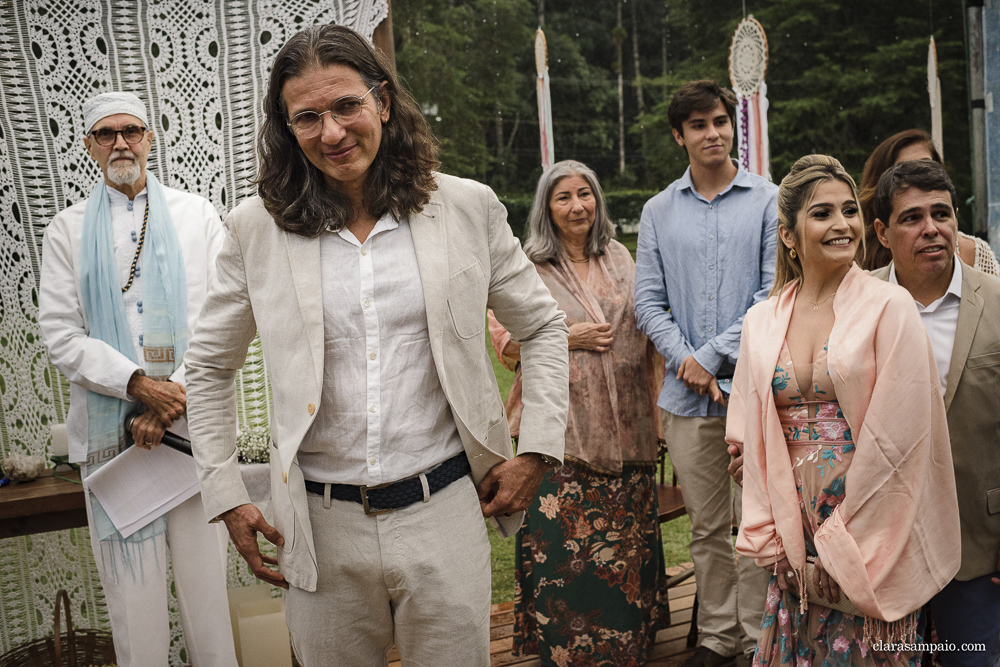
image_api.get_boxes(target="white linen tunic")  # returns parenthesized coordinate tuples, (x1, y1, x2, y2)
(38, 183, 224, 463)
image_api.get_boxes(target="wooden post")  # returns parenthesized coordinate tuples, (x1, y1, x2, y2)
(372, 0, 395, 73)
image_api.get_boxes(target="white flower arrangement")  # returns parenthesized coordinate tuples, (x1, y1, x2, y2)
(236, 427, 270, 464)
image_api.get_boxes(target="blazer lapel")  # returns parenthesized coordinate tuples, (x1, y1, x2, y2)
(284, 231, 325, 390)
(944, 264, 984, 411)
(409, 201, 449, 387)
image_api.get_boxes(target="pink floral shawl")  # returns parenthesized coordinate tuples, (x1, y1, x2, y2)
(728, 264, 960, 623)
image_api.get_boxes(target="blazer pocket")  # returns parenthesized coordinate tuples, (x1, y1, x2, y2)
(988, 487, 1000, 515)
(447, 261, 488, 340)
(967, 351, 1000, 368)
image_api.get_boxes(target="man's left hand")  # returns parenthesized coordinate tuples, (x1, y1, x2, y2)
(130, 411, 167, 450)
(992, 551, 999, 587)
(727, 444, 744, 486)
(477, 453, 553, 517)
(677, 356, 714, 395)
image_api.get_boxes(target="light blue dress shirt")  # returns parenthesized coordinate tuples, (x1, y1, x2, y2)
(635, 162, 778, 417)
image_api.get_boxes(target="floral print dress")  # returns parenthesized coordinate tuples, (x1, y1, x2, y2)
(754, 340, 920, 667)
(513, 462, 669, 667)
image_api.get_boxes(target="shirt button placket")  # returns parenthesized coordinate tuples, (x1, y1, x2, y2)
(360, 238, 381, 479)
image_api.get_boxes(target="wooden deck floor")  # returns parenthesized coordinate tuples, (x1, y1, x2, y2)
(387, 564, 699, 667)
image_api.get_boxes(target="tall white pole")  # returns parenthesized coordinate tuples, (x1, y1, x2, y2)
(535, 29, 555, 169)
(967, 2, 987, 236)
(928, 37, 944, 160)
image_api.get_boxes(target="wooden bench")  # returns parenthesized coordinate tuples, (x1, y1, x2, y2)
(0, 468, 87, 539)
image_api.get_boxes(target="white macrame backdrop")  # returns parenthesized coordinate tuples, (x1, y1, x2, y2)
(0, 0, 387, 662)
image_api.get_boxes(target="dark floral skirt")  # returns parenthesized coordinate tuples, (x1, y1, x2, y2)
(512, 460, 670, 667)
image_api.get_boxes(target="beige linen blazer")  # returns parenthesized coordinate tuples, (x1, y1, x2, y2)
(874, 262, 1000, 580)
(185, 174, 569, 592)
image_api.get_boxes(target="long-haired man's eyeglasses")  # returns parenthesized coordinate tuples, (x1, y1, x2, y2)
(287, 85, 378, 138)
(89, 126, 148, 147)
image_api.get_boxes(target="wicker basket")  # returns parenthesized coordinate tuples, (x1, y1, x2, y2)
(0, 589, 116, 667)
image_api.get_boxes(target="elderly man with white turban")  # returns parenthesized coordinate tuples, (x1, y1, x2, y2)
(38, 92, 238, 667)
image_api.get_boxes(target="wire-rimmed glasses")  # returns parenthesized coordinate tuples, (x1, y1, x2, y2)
(287, 85, 378, 138)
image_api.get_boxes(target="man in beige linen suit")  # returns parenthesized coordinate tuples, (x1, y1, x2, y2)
(871, 160, 1000, 667)
(183, 25, 568, 667)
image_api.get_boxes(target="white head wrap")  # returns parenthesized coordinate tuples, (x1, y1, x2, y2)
(82, 92, 149, 133)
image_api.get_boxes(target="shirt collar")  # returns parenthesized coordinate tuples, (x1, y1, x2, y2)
(105, 184, 147, 203)
(334, 212, 400, 247)
(677, 159, 752, 197)
(887, 256, 963, 304)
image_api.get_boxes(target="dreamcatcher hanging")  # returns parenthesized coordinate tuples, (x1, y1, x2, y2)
(729, 16, 770, 180)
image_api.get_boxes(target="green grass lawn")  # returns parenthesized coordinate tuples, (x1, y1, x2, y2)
(484, 323, 692, 604)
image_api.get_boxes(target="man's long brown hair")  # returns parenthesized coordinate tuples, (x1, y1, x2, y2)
(255, 24, 439, 236)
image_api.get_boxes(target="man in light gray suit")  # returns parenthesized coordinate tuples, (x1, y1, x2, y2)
(183, 25, 568, 667)
(871, 159, 1000, 667)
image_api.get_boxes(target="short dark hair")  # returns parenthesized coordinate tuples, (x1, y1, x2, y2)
(873, 160, 958, 227)
(255, 24, 439, 237)
(858, 129, 942, 269)
(667, 80, 737, 136)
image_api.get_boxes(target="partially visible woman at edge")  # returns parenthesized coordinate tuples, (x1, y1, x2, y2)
(488, 160, 668, 666)
(727, 155, 960, 666)
(859, 128, 999, 274)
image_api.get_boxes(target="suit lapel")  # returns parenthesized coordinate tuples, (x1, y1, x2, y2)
(284, 231, 325, 390)
(944, 264, 983, 411)
(409, 201, 449, 387)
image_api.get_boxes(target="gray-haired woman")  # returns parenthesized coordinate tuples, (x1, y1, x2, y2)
(489, 160, 669, 666)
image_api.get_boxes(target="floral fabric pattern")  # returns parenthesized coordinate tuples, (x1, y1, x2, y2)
(513, 462, 669, 667)
(754, 341, 920, 666)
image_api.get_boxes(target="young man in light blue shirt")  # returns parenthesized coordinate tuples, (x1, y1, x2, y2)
(635, 80, 777, 667)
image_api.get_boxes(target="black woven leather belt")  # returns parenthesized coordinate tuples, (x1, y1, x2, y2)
(304, 452, 471, 515)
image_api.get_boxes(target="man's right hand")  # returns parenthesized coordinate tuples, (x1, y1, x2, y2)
(220, 504, 288, 589)
(129, 411, 167, 449)
(677, 355, 713, 395)
(127, 372, 186, 426)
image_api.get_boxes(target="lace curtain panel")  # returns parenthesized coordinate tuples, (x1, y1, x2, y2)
(0, 0, 387, 661)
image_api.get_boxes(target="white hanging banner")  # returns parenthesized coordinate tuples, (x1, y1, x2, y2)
(928, 36, 944, 160)
(535, 28, 555, 169)
(729, 16, 771, 181)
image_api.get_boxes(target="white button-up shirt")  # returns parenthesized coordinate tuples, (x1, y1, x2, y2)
(38, 182, 225, 462)
(889, 258, 962, 395)
(110, 187, 147, 360)
(296, 215, 464, 485)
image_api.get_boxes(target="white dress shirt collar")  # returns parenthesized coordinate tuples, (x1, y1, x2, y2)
(888, 257, 962, 395)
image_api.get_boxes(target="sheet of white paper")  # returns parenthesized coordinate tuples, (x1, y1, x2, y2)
(86, 441, 200, 538)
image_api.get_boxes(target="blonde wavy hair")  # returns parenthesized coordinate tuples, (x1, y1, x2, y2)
(770, 154, 864, 296)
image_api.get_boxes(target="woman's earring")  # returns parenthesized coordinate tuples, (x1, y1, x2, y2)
(789, 248, 797, 259)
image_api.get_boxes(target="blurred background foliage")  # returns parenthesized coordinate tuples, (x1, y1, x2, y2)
(394, 0, 973, 227)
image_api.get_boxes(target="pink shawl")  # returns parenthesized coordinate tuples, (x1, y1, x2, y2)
(489, 240, 658, 472)
(728, 264, 960, 623)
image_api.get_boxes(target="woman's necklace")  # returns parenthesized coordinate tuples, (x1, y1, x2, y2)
(800, 289, 837, 311)
(567, 254, 589, 264)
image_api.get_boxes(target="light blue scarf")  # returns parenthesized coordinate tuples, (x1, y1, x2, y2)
(79, 172, 188, 576)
